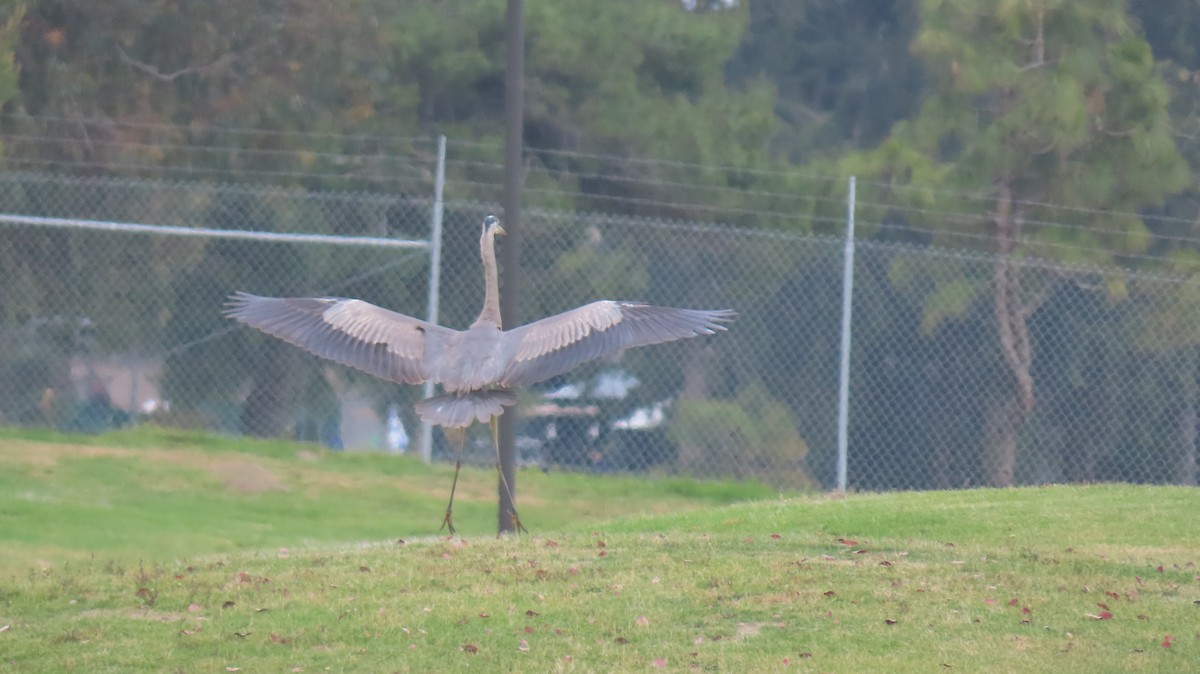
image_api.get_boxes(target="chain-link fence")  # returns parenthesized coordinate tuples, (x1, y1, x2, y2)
(2, 168, 1198, 490)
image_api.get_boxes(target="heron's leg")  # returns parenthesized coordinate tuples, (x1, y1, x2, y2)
(440, 426, 467, 536)
(490, 416, 528, 534)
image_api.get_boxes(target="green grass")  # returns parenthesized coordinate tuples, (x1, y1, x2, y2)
(2, 428, 1198, 672)
(0, 425, 777, 575)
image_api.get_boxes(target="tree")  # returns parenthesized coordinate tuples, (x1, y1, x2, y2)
(727, 0, 925, 160)
(850, 0, 1188, 486)
(3, 0, 787, 437)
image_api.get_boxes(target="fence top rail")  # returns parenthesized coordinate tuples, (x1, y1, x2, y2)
(0, 213, 429, 248)
(0, 169, 434, 207)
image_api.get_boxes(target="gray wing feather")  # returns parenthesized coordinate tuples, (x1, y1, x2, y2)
(499, 301, 734, 387)
(225, 291, 452, 385)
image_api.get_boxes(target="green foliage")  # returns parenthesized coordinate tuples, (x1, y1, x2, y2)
(4, 0, 1200, 491)
(669, 382, 814, 487)
(0, 1, 22, 104)
(727, 0, 925, 159)
(874, 0, 1187, 226)
(918, 278, 984, 335)
(1, 0, 794, 432)
(548, 236, 649, 309)
(844, 2, 1190, 490)
(1127, 279, 1200, 350)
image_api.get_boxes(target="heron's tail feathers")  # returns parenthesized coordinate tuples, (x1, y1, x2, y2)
(415, 390, 517, 428)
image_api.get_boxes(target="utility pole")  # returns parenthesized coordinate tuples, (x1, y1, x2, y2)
(498, 0, 524, 534)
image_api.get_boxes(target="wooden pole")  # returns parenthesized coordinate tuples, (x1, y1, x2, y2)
(498, 0, 524, 534)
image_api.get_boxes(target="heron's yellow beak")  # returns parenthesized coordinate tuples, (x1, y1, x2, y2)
(495, 224, 507, 236)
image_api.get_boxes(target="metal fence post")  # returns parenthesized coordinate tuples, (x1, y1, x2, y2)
(836, 176, 856, 492)
(419, 135, 447, 463)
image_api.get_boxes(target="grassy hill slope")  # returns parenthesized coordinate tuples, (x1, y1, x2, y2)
(1, 428, 1197, 672)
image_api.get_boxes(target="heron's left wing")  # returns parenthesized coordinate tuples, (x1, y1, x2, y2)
(499, 301, 733, 387)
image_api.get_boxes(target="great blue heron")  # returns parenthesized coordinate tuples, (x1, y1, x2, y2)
(225, 215, 733, 533)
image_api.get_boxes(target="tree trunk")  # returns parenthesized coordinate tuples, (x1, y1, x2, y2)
(1177, 403, 1198, 487)
(1063, 381, 1109, 483)
(680, 342, 715, 401)
(986, 185, 1034, 487)
(933, 438, 953, 490)
(676, 342, 716, 474)
(983, 396, 1023, 487)
(1062, 421, 1098, 483)
(240, 340, 300, 438)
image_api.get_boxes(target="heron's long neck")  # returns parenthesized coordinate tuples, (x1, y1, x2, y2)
(475, 228, 503, 328)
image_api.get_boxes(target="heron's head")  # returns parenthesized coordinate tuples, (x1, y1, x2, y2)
(482, 214, 506, 237)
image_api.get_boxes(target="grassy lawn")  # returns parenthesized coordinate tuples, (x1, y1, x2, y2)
(0, 425, 776, 575)
(1, 428, 1198, 672)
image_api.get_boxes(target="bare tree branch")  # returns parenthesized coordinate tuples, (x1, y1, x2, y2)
(116, 45, 234, 82)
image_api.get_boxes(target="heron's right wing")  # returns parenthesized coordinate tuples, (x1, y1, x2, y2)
(225, 291, 452, 385)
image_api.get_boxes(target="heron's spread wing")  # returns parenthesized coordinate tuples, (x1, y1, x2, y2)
(499, 301, 734, 387)
(225, 291, 452, 385)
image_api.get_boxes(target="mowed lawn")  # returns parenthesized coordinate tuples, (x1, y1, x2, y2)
(1, 428, 1198, 672)
(0, 426, 776, 574)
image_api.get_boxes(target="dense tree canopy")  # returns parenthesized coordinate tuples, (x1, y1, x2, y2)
(2, 0, 1200, 487)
